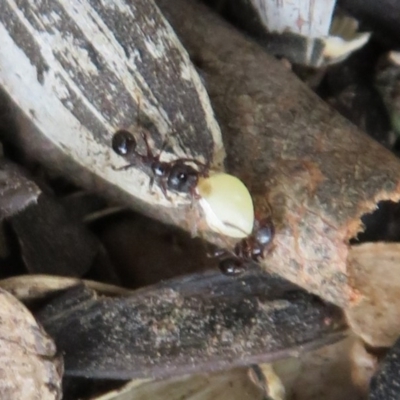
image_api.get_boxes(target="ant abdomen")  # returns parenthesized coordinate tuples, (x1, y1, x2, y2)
(112, 129, 137, 156)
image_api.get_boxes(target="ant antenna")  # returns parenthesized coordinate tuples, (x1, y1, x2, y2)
(136, 94, 173, 162)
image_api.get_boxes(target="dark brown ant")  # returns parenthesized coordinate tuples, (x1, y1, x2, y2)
(216, 217, 275, 276)
(112, 129, 208, 199)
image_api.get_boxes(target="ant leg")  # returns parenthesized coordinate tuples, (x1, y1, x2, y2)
(149, 177, 169, 200)
(189, 202, 201, 238)
(189, 187, 201, 209)
(140, 131, 155, 159)
(203, 159, 211, 177)
(175, 158, 207, 169)
(159, 181, 172, 201)
(148, 176, 155, 193)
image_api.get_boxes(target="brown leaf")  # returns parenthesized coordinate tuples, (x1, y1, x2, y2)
(0, 287, 62, 400)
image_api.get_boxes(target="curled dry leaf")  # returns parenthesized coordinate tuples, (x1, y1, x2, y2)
(156, 0, 400, 305)
(91, 368, 263, 400)
(346, 242, 400, 347)
(0, 287, 62, 400)
(35, 270, 345, 380)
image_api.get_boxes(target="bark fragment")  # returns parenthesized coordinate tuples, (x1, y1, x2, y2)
(156, 0, 400, 305)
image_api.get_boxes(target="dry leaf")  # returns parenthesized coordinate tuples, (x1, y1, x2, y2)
(157, 0, 400, 306)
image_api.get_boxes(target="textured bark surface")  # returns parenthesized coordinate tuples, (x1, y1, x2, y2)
(36, 271, 345, 380)
(157, 0, 400, 306)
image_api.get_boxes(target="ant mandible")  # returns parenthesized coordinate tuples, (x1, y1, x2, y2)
(216, 217, 275, 276)
(112, 129, 209, 199)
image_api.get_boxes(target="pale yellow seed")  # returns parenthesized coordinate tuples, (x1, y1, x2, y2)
(196, 173, 254, 238)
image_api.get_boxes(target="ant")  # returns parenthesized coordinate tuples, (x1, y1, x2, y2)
(215, 217, 275, 276)
(112, 129, 209, 199)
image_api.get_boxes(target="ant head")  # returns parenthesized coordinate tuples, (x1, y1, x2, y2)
(219, 257, 246, 276)
(167, 163, 199, 193)
(112, 130, 137, 156)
